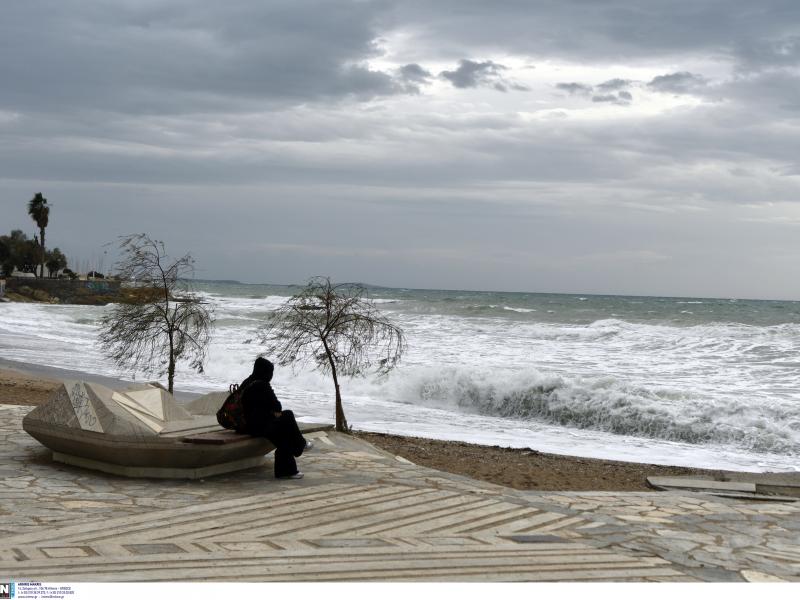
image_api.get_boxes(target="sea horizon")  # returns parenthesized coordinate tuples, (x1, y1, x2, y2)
(189, 278, 800, 305)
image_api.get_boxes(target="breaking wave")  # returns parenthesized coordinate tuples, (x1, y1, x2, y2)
(386, 367, 800, 455)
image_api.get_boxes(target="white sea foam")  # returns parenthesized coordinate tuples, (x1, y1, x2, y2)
(2, 288, 800, 471)
(376, 366, 799, 453)
(503, 306, 536, 313)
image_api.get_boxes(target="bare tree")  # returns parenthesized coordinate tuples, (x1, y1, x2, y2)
(258, 276, 406, 432)
(99, 233, 214, 393)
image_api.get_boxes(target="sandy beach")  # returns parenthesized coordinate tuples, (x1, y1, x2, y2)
(1, 365, 727, 491)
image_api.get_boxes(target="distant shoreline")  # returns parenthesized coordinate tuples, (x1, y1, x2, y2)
(1, 359, 737, 492)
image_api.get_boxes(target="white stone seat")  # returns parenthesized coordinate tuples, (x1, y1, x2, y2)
(22, 380, 331, 479)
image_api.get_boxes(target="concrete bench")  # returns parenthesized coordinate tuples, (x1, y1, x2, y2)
(23, 380, 332, 479)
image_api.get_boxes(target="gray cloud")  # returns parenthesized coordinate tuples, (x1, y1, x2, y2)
(648, 72, 709, 94)
(592, 90, 633, 106)
(395, 63, 433, 93)
(734, 36, 800, 71)
(399, 63, 433, 83)
(597, 78, 633, 92)
(392, 1, 800, 71)
(559, 79, 634, 104)
(556, 82, 593, 96)
(439, 59, 529, 92)
(440, 59, 506, 89)
(591, 92, 632, 105)
(0, 1, 406, 116)
(719, 70, 800, 112)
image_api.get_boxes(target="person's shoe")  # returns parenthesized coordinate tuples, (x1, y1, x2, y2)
(304, 440, 314, 451)
(278, 472, 304, 480)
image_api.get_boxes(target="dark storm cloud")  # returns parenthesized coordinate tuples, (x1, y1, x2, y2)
(2, 0, 800, 298)
(734, 36, 800, 70)
(0, 0, 406, 115)
(1, 0, 795, 188)
(392, 1, 800, 70)
(648, 72, 709, 94)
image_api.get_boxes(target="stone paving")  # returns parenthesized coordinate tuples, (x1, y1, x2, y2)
(1, 404, 798, 582)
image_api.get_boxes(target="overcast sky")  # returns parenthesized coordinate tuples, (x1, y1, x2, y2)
(2, 1, 799, 299)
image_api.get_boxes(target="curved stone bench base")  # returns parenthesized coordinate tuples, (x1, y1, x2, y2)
(52, 451, 268, 479)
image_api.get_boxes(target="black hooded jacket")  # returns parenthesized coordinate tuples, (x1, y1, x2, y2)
(240, 357, 283, 436)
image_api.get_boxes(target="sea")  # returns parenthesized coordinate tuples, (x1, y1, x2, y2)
(2, 281, 799, 473)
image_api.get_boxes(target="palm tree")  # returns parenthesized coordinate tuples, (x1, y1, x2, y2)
(27, 193, 49, 278)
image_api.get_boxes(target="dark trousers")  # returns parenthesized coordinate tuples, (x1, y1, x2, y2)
(263, 410, 307, 478)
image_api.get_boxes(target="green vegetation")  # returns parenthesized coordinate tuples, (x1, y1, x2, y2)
(0, 230, 39, 277)
(2, 193, 67, 280)
(45, 248, 68, 278)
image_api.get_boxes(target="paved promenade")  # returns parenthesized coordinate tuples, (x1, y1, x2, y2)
(0, 404, 798, 582)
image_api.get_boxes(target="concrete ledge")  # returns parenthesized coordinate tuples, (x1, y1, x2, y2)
(647, 476, 799, 501)
(647, 477, 756, 493)
(52, 451, 268, 479)
(755, 483, 800, 498)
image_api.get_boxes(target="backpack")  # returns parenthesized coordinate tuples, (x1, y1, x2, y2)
(216, 383, 249, 432)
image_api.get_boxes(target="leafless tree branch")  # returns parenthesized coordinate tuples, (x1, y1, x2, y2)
(98, 233, 214, 392)
(256, 276, 406, 432)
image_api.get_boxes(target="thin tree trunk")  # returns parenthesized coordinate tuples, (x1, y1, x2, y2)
(163, 268, 173, 393)
(333, 372, 348, 432)
(323, 340, 348, 432)
(167, 330, 175, 393)
(39, 228, 45, 279)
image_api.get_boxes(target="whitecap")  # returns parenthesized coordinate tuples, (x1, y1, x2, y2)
(503, 306, 537, 313)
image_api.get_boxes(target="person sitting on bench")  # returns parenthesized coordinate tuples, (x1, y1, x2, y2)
(239, 357, 311, 479)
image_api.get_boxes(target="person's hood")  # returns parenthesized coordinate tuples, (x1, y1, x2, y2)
(251, 357, 274, 382)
